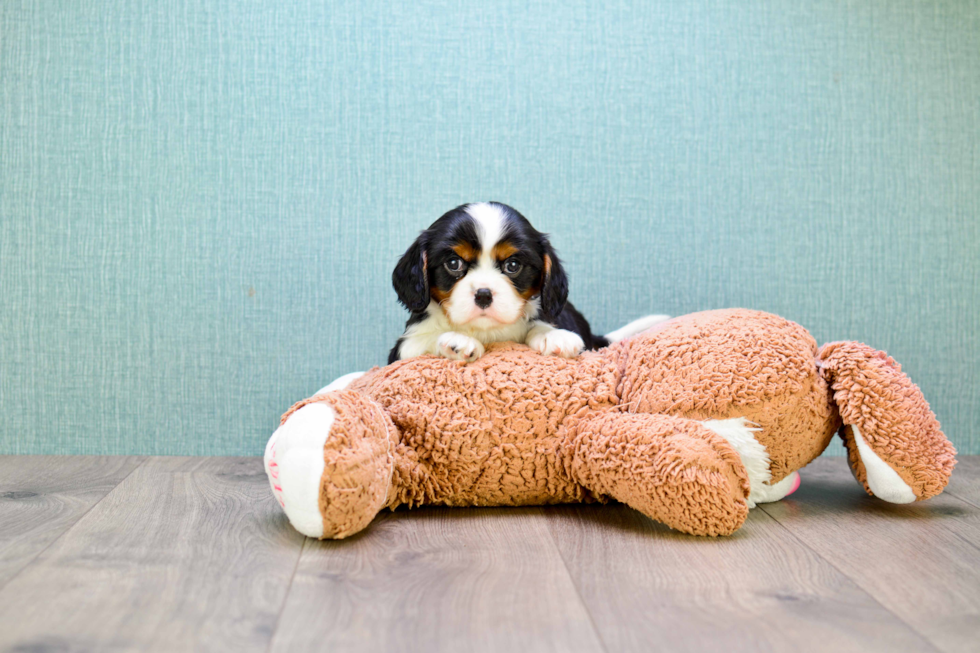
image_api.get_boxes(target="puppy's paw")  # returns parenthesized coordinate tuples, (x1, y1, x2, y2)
(528, 328, 585, 358)
(437, 332, 485, 362)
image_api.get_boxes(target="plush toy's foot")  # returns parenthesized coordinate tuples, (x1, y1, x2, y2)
(265, 389, 395, 539)
(756, 470, 801, 503)
(265, 401, 336, 537)
(701, 417, 802, 508)
(818, 341, 956, 502)
(845, 424, 915, 503)
(572, 411, 751, 536)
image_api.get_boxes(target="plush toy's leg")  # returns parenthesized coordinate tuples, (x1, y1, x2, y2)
(604, 314, 672, 343)
(570, 411, 751, 536)
(818, 341, 956, 502)
(701, 417, 801, 508)
(264, 389, 395, 539)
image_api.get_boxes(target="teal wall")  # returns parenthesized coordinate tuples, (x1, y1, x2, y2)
(2, 1, 978, 456)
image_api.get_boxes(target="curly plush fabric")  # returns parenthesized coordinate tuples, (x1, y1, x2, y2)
(351, 342, 620, 510)
(817, 341, 956, 500)
(616, 310, 841, 482)
(266, 309, 956, 538)
(569, 411, 751, 536)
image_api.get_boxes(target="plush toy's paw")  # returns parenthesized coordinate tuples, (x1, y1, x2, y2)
(572, 412, 750, 536)
(846, 424, 917, 503)
(265, 401, 337, 538)
(437, 332, 485, 362)
(266, 390, 395, 539)
(528, 328, 585, 358)
(701, 417, 802, 508)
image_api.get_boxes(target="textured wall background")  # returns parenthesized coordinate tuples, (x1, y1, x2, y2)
(1, 1, 977, 456)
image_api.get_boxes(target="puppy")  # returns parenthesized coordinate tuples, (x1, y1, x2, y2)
(389, 201, 668, 363)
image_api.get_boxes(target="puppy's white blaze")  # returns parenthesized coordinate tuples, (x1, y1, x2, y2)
(852, 424, 916, 503)
(464, 202, 507, 265)
(442, 202, 526, 326)
(265, 402, 336, 538)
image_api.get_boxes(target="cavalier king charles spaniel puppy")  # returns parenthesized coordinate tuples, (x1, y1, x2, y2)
(389, 202, 667, 364)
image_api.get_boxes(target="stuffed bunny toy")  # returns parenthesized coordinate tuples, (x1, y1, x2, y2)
(265, 309, 955, 538)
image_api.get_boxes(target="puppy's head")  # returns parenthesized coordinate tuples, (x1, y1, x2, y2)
(393, 202, 569, 327)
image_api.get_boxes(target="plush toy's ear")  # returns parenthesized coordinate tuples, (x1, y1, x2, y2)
(392, 233, 430, 313)
(538, 236, 569, 321)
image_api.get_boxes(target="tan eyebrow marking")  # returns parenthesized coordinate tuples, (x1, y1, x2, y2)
(492, 241, 519, 260)
(452, 242, 479, 261)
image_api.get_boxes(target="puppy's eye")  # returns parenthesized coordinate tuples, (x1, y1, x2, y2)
(503, 258, 523, 275)
(445, 257, 465, 274)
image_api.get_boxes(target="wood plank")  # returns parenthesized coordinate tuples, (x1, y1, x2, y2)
(546, 500, 938, 653)
(269, 506, 606, 653)
(0, 456, 306, 653)
(760, 456, 980, 653)
(0, 455, 144, 588)
(945, 456, 980, 508)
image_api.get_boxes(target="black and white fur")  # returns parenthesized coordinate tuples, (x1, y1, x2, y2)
(389, 202, 668, 364)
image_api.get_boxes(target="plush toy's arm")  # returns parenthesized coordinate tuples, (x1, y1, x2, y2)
(568, 410, 751, 536)
(265, 390, 396, 539)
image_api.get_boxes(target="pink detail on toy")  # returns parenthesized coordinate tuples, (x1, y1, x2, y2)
(268, 439, 286, 507)
(786, 473, 802, 497)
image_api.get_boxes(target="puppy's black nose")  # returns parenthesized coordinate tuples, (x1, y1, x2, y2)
(474, 288, 493, 309)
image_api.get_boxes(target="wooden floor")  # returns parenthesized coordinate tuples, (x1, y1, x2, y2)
(0, 456, 977, 653)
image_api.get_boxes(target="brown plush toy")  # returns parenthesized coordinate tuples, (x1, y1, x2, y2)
(264, 309, 956, 538)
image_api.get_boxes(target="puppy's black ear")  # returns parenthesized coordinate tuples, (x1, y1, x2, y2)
(538, 236, 569, 321)
(392, 234, 430, 313)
